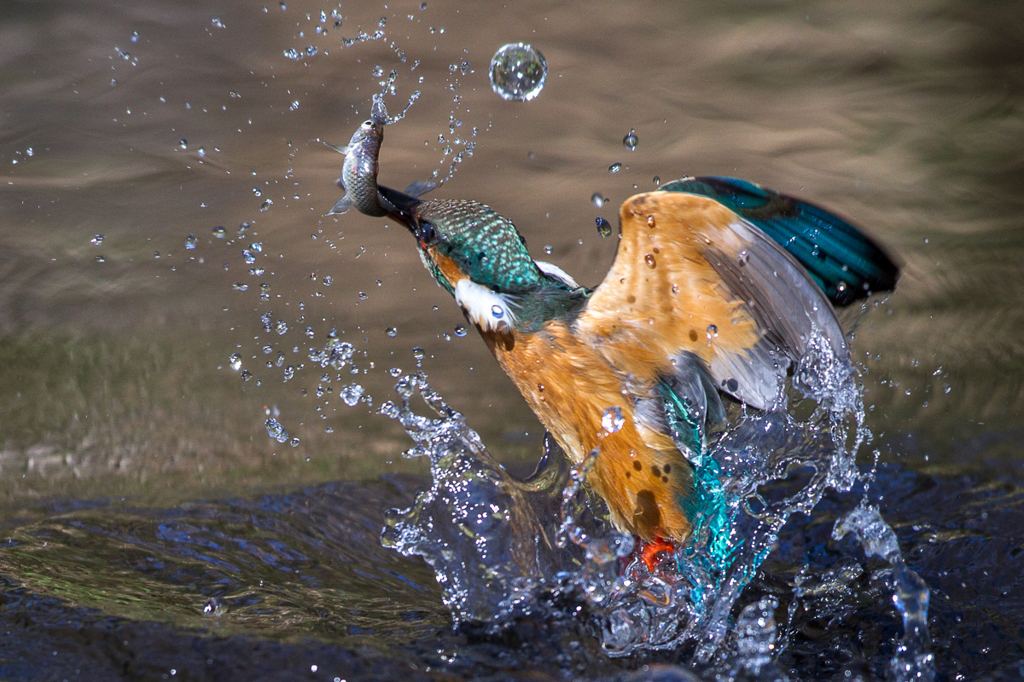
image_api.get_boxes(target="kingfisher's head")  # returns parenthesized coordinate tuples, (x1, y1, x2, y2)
(379, 185, 580, 332)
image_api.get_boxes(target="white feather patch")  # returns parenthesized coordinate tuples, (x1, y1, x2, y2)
(535, 260, 580, 289)
(454, 279, 516, 332)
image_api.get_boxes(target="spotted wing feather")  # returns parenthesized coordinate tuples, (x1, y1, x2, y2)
(576, 191, 849, 413)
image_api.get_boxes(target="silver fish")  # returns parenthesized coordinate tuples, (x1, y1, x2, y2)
(328, 116, 389, 217)
(327, 97, 438, 218)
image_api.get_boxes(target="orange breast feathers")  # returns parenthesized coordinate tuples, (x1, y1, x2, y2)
(482, 325, 694, 543)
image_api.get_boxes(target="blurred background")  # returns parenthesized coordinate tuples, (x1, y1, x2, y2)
(0, 0, 1022, 678)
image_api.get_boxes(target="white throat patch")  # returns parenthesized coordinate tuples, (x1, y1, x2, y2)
(453, 279, 516, 333)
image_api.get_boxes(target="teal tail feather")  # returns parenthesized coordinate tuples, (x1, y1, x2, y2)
(657, 379, 734, 572)
(662, 176, 900, 306)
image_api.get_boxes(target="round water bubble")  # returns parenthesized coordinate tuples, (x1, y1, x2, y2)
(595, 217, 612, 238)
(488, 43, 547, 102)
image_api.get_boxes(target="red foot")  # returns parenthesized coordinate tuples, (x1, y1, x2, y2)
(639, 537, 676, 572)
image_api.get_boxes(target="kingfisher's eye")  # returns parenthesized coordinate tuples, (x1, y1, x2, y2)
(417, 222, 437, 245)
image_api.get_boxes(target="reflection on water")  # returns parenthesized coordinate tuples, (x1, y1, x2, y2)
(1, 0, 1023, 679)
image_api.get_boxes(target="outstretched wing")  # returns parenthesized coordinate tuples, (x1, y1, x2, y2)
(575, 190, 849, 412)
(662, 176, 899, 306)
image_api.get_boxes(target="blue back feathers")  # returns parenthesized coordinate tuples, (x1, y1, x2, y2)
(662, 176, 900, 306)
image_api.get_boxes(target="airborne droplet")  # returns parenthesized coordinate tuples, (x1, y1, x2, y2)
(591, 193, 604, 208)
(623, 129, 638, 150)
(488, 43, 547, 102)
(340, 383, 364, 406)
(595, 217, 612, 238)
(608, 163, 622, 174)
(644, 253, 656, 269)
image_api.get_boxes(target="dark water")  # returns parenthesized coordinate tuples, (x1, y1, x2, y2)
(1, 0, 1023, 679)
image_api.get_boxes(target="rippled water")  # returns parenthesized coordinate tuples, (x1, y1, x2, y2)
(1, 0, 1023, 679)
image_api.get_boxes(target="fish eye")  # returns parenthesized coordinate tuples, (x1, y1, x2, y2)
(361, 119, 374, 127)
(417, 221, 437, 245)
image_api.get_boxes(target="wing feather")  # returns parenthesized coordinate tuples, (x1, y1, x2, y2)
(575, 191, 849, 412)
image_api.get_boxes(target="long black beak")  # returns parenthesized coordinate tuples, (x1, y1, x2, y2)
(377, 184, 423, 229)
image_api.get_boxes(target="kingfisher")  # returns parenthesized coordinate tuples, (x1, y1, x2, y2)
(359, 175, 898, 568)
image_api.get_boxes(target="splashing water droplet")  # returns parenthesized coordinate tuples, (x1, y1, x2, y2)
(178, 139, 187, 150)
(644, 253, 656, 269)
(265, 418, 289, 443)
(386, 327, 397, 338)
(91, 234, 104, 245)
(623, 129, 638, 150)
(488, 43, 547, 102)
(340, 383, 364, 406)
(591, 193, 604, 208)
(229, 353, 242, 371)
(453, 324, 467, 337)
(608, 163, 621, 174)
(706, 324, 718, 341)
(595, 217, 612, 238)
(491, 305, 504, 319)
(185, 234, 197, 249)
(601, 406, 625, 434)
(322, 275, 333, 286)
(212, 226, 226, 238)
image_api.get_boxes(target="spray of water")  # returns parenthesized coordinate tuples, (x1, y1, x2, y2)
(377, 327, 934, 675)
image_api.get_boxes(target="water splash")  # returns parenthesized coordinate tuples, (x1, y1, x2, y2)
(834, 504, 935, 682)
(375, 318, 929, 669)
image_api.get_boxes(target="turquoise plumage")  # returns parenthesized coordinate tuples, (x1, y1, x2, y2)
(662, 177, 899, 306)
